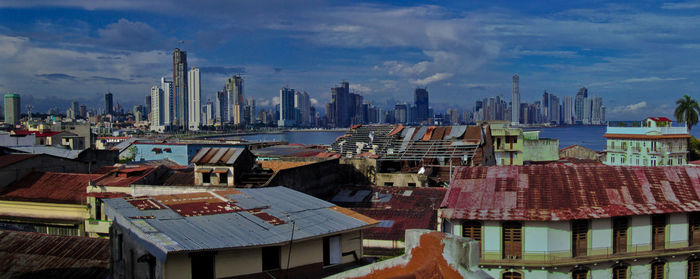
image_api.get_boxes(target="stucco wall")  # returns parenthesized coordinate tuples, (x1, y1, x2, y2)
(523, 139, 559, 162)
(630, 215, 652, 251)
(591, 218, 612, 255)
(215, 249, 261, 278)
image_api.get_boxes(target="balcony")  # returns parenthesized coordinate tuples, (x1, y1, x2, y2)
(481, 242, 700, 268)
(85, 219, 111, 234)
(606, 126, 688, 136)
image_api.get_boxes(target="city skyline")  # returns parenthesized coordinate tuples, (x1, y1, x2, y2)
(2, 1, 700, 120)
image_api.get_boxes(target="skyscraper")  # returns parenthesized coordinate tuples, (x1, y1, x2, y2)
(216, 90, 227, 124)
(145, 95, 151, 116)
(172, 48, 188, 129)
(574, 87, 588, 124)
(71, 101, 79, 120)
(278, 87, 295, 127)
(4, 94, 20, 125)
(331, 81, 350, 127)
(563, 96, 573, 125)
(512, 74, 520, 125)
(104, 92, 113, 115)
(541, 91, 549, 123)
(414, 88, 429, 123)
(295, 91, 311, 125)
(187, 67, 201, 130)
(150, 86, 164, 130)
(161, 77, 173, 126)
(225, 75, 244, 124)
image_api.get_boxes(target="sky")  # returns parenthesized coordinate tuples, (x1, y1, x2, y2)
(1, 0, 700, 120)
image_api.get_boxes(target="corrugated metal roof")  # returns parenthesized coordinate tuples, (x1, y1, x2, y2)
(441, 165, 700, 221)
(190, 147, 246, 165)
(444, 125, 467, 140)
(0, 154, 39, 169)
(0, 230, 109, 279)
(0, 172, 103, 204)
(104, 186, 377, 260)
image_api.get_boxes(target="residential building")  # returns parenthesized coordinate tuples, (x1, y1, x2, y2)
(104, 187, 377, 279)
(215, 90, 227, 124)
(563, 95, 573, 125)
(130, 141, 247, 165)
(295, 90, 311, 126)
(161, 77, 173, 126)
(172, 48, 188, 129)
(330, 81, 350, 127)
(104, 92, 113, 115)
(490, 122, 523, 165)
(4, 93, 20, 125)
(604, 117, 689, 166)
(225, 75, 244, 124)
(574, 87, 587, 124)
(512, 74, 519, 125)
(187, 67, 201, 130)
(150, 86, 165, 132)
(278, 87, 296, 127)
(191, 147, 257, 186)
(440, 164, 700, 279)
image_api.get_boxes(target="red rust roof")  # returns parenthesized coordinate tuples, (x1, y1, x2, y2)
(11, 130, 63, 137)
(0, 154, 40, 169)
(0, 172, 103, 204)
(441, 165, 700, 221)
(646, 117, 673, 122)
(0, 230, 109, 279)
(92, 166, 159, 187)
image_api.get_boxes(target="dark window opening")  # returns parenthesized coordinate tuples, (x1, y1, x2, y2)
(462, 220, 482, 246)
(572, 220, 588, 257)
(652, 215, 667, 250)
(503, 271, 522, 279)
(262, 246, 281, 271)
(384, 182, 394, 186)
(688, 259, 700, 279)
(651, 261, 665, 279)
(202, 173, 211, 184)
(613, 217, 628, 254)
(407, 183, 416, 187)
(190, 252, 215, 279)
(612, 265, 627, 279)
(572, 269, 587, 279)
(502, 221, 522, 259)
(690, 213, 700, 246)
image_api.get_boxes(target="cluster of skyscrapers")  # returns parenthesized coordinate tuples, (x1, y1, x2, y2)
(475, 74, 606, 125)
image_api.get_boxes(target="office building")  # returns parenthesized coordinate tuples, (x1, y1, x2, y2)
(4, 94, 20, 125)
(150, 86, 164, 131)
(330, 81, 350, 127)
(563, 96, 573, 125)
(225, 75, 244, 125)
(295, 91, 311, 126)
(278, 87, 295, 127)
(575, 87, 588, 124)
(104, 92, 113, 115)
(414, 88, 429, 123)
(160, 77, 173, 126)
(187, 67, 201, 130)
(511, 74, 520, 125)
(216, 90, 227, 124)
(172, 48, 188, 129)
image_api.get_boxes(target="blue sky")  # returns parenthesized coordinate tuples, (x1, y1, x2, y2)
(1, 0, 700, 120)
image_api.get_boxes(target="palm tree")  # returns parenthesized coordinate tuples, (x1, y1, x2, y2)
(675, 94, 700, 132)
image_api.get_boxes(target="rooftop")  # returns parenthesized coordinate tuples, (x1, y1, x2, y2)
(190, 147, 248, 165)
(0, 230, 109, 279)
(441, 165, 700, 221)
(0, 172, 103, 204)
(0, 154, 40, 169)
(103, 186, 377, 260)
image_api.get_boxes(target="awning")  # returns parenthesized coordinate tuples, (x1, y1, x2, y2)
(213, 168, 228, 174)
(195, 168, 212, 173)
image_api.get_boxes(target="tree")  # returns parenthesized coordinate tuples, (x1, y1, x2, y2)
(675, 94, 700, 131)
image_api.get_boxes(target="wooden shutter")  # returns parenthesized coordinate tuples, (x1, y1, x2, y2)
(652, 215, 666, 250)
(572, 220, 588, 257)
(612, 266, 627, 279)
(502, 272, 522, 279)
(689, 259, 700, 279)
(613, 217, 628, 254)
(462, 221, 482, 245)
(690, 213, 700, 247)
(651, 262, 664, 279)
(503, 222, 522, 259)
(572, 270, 587, 279)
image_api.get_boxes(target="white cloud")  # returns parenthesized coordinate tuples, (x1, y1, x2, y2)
(410, 72, 454, 86)
(621, 77, 687, 83)
(611, 101, 647, 114)
(272, 96, 280, 106)
(310, 98, 318, 105)
(350, 83, 372, 94)
(661, 1, 700, 10)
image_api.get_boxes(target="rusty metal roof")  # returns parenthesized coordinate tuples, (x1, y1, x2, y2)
(0, 172, 103, 204)
(0, 230, 109, 279)
(190, 147, 246, 165)
(0, 154, 40, 169)
(441, 165, 700, 221)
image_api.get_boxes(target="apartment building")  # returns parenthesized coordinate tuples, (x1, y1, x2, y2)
(604, 117, 689, 166)
(439, 164, 700, 279)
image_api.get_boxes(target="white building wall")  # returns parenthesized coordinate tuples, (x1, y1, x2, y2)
(547, 221, 570, 254)
(629, 261, 650, 279)
(591, 218, 612, 253)
(590, 266, 612, 279)
(630, 215, 651, 250)
(668, 258, 687, 279)
(187, 67, 201, 130)
(524, 221, 548, 256)
(483, 221, 501, 256)
(669, 213, 689, 246)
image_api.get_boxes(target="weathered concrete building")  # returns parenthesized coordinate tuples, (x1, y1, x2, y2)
(604, 117, 689, 166)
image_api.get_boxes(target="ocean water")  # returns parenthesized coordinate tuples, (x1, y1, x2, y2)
(233, 125, 700, 151)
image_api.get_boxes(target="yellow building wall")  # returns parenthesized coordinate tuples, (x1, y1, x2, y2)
(165, 253, 192, 279)
(0, 200, 87, 221)
(216, 249, 262, 278)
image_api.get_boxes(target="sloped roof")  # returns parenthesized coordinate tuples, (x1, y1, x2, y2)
(0, 172, 103, 204)
(441, 165, 700, 221)
(0, 231, 109, 279)
(190, 147, 248, 165)
(92, 166, 159, 187)
(0, 154, 40, 169)
(646, 117, 673, 122)
(103, 186, 377, 260)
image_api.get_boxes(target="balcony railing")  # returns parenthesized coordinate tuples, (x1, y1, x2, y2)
(481, 242, 700, 267)
(606, 126, 688, 135)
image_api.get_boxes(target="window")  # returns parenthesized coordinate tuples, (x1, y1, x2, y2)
(612, 265, 627, 279)
(652, 215, 667, 250)
(116, 233, 123, 261)
(571, 220, 588, 257)
(502, 221, 522, 259)
(503, 272, 522, 279)
(384, 182, 394, 186)
(407, 183, 416, 187)
(689, 259, 700, 279)
(613, 217, 628, 254)
(323, 235, 342, 266)
(262, 246, 281, 271)
(190, 252, 215, 279)
(611, 156, 615, 163)
(690, 213, 700, 246)
(572, 269, 587, 279)
(442, 220, 453, 234)
(202, 173, 211, 184)
(651, 261, 665, 279)
(462, 221, 482, 246)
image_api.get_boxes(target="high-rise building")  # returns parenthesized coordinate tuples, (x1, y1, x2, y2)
(247, 97, 256, 125)
(161, 77, 173, 126)
(104, 92, 113, 115)
(150, 86, 164, 130)
(145, 95, 151, 116)
(591, 95, 603, 125)
(541, 91, 549, 123)
(563, 96, 573, 125)
(70, 101, 79, 120)
(331, 81, 350, 127)
(79, 104, 86, 118)
(583, 97, 592, 125)
(278, 87, 296, 127)
(414, 88, 429, 123)
(295, 91, 311, 126)
(216, 90, 227, 124)
(225, 75, 244, 125)
(512, 74, 520, 125)
(549, 94, 560, 124)
(4, 94, 19, 125)
(203, 102, 213, 126)
(187, 67, 201, 130)
(172, 48, 188, 129)
(574, 87, 588, 124)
